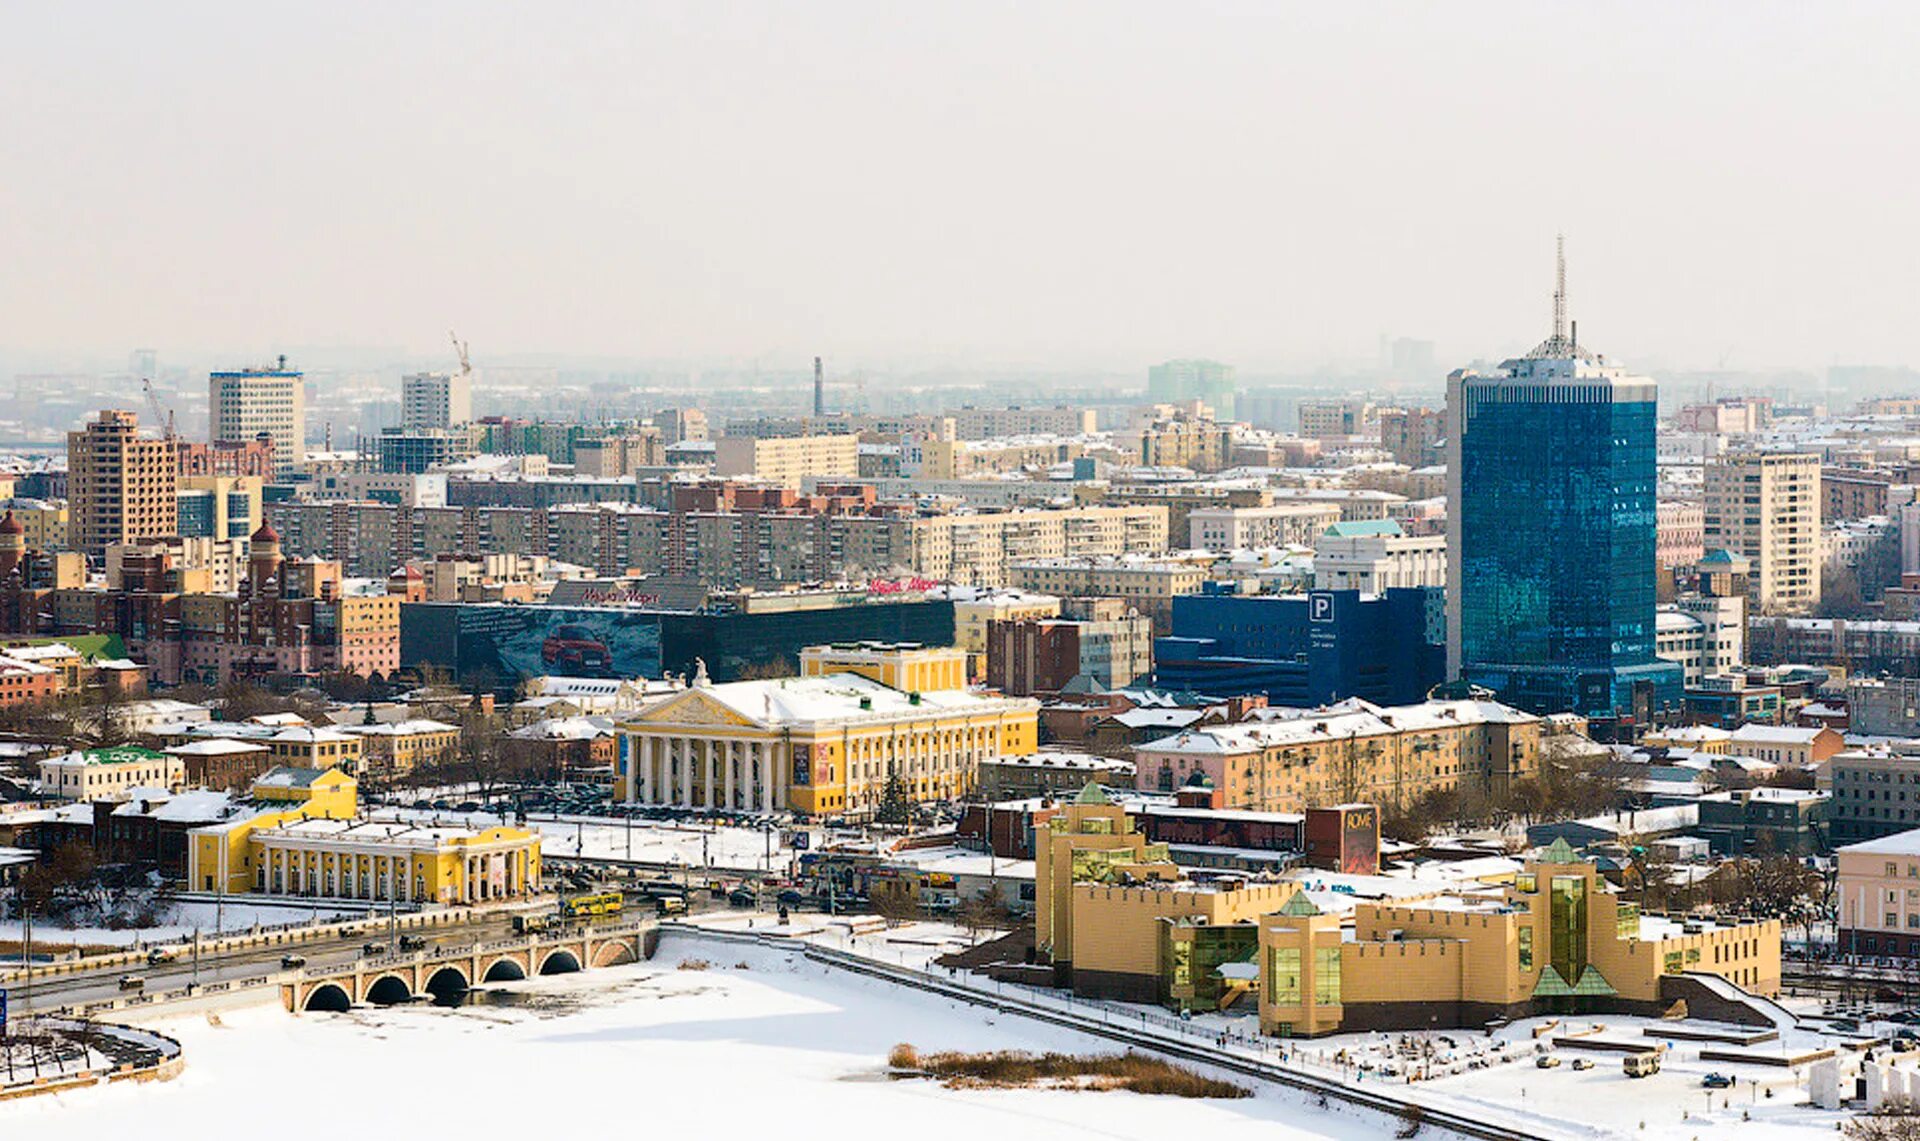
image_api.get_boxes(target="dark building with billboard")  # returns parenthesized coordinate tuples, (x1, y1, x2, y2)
(1151, 587, 1444, 707)
(400, 588, 956, 689)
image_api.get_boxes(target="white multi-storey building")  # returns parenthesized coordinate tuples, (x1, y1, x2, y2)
(210, 363, 305, 476)
(1311, 520, 1446, 592)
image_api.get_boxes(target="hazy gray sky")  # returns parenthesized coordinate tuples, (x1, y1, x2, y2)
(4, 2, 1916, 373)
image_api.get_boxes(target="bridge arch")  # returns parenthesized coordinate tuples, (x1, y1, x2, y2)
(364, 974, 416, 1005)
(304, 983, 352, 1012)
(538, 948, 582, 976)
(424, 965, 470, 1002)
(592, 940, 637, 968)
(482, 956, 528, 983)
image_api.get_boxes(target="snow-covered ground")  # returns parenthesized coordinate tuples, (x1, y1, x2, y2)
(21, 934, 1392, 1140)
(0, 899, 371, 949)
(368, 807, 798, 872)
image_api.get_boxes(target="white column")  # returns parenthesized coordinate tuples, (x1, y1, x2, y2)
(703, 739, 717, 809)
(759, 743, 774, 813)
(724, 740, 736, 810)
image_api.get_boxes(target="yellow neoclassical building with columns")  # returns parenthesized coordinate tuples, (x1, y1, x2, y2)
(616, 665, 1038, 817)
(187, 765, 540, 906)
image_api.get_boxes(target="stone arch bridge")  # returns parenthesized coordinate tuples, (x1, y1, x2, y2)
(285, 922, 655, 1013)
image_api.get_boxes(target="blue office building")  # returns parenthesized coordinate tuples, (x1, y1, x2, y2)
(1153, 586, 1445, 706)
(1445, 245, 1682, 721)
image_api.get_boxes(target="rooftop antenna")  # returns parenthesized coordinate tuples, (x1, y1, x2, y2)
(1552, 233, 1567, 347)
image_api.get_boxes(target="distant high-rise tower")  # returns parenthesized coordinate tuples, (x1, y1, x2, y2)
(813, 356, 825, 417)
(1445, 240, 1681, 720)
(210, 358, 305, 477)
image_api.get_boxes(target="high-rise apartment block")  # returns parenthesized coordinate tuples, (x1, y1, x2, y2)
(210, 363, 305, 476)
(67, 409, 179, 560)
(1447, 247, 1681, 719)
(1702, 452, 1820, 612)
(401, 371, 472, 432)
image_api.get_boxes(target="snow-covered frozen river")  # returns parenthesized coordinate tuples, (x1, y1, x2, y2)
(10, 934, 1379, 1140)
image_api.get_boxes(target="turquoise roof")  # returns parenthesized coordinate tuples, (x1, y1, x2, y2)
(1320, 519, 1404, 539)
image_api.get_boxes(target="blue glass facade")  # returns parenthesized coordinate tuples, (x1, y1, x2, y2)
(1451, 361, 1682, 719)
(1153, 587, 1445, 706)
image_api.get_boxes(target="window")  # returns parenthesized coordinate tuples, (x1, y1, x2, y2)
(1519, 925, 1534, 970)
(1269, 947, 1301, 1005)
(1313, 947, 1342, 1005)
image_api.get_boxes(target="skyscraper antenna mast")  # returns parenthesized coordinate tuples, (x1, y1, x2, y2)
(1552, 234, 1567, 346)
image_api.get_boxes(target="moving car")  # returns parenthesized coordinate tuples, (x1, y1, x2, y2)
(117, 975, 144, 991)
(146, 948, 174, 965)
(1570, 1058, 1594, 1071)
(281, 953, 307, 968)
(1535, 1055, 1561, 1069)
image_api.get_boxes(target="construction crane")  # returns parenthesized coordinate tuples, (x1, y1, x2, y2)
(140, 377, 176, 439)
(449, 331, 471, 377)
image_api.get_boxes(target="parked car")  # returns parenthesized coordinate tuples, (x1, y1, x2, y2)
(1570, 1058, 1594, 1071)
(1701, 1073, 1734, 1089)
(281, 953, 307, 968)
(728, 887, 758, 908)
(776, 888, 806, 906)
(1535, 1055, 1561, 1069)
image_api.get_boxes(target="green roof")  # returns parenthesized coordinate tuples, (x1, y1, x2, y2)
(5, 634, 126, 661)
(1532, 965, 1575, 998)
(77, 746, 166, 765)
(1321, 519, 1404, 539)
(1073, 781, 1110, 806)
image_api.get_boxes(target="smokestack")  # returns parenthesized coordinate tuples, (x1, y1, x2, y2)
(813, 356, 824, 417)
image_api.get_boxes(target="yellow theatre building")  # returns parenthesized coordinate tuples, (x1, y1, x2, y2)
(187, 766, 540, 906)
(1036, 791, 1784, 1034)
(615, 644, 1038, 816)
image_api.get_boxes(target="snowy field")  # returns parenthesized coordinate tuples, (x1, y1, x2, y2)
(14, 934, 1393, 1141)
(369, 807, 798, 872)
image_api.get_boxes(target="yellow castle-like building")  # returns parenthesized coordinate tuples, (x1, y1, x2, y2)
(187, 766, 540, 906)
(1035, 786, 1783, 1035)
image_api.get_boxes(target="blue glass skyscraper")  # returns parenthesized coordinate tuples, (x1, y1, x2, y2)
(1445, 245, 1682, 721)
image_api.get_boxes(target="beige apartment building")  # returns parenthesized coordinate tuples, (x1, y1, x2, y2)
(1009, 556, 1206, 634)
(713, 434, 860, 487)
(1703, 452, 1820, 612)
(67, 409, 178, 559)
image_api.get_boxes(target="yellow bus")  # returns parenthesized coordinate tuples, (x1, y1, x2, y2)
(560, 891, 624, 919)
